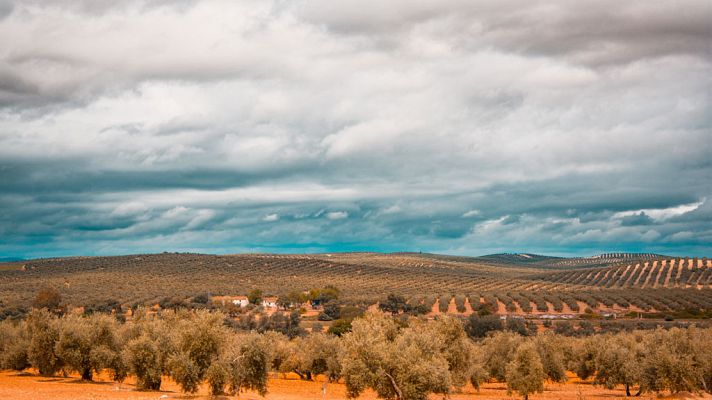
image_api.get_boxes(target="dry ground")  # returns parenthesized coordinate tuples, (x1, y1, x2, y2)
(1, 371, 709, 400)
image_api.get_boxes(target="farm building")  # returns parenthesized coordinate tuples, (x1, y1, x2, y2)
(262, 296, 279, 309)
(212, 295, 249, 307)
(540, 314, 576, 319)
(232, 296, 249, 307)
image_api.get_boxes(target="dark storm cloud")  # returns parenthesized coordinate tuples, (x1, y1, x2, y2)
(298, 0, 712, 66)
(0, 160, 321, 194)
(620, 212, 654, 226)
(0, 0, 710, 258)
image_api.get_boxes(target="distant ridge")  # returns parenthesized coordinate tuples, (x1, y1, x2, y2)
(591, 253, 667, 259)
(475, 253, 564, 264)
(0, 257, 24, 262)
(468, 252, 674, 270)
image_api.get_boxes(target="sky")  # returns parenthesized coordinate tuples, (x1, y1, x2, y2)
(0, 0, 710, 259)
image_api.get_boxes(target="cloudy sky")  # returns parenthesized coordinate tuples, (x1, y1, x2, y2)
(1, 0, 710, 259)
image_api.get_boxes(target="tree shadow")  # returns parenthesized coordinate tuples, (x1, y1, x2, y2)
(65, 378, 114, 385)
(36, 378, 66, 383)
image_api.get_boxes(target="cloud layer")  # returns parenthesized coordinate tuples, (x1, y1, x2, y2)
(1, 0, 710, 258)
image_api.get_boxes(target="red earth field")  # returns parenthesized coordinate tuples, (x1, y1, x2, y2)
(1, 370, 709, 400)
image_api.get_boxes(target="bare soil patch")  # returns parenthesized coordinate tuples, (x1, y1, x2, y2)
(4, 370, 709, 400)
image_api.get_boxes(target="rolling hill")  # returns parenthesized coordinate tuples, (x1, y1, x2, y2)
(1, 252, 710, 317)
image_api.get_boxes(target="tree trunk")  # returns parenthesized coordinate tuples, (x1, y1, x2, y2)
(148, 378, 161, 391)
(81, 368, 92, 381)
(293, 369, 313, 380)
(625, 383, 630, 396)
(384, 372, 403, 400)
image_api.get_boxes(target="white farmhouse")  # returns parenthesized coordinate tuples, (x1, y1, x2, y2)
(232, 296, 249, 307)
(262, 296, 278, 309)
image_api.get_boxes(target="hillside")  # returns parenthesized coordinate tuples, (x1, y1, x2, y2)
(532, 258, 712, 289)
(1, 252, 711, 317)
(471, 252, 669, 269)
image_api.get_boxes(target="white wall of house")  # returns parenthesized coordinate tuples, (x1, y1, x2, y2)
(232, 298, 249, 307)
(261, 299, 278, 308)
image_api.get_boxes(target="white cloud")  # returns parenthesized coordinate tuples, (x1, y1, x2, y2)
(111, 201, 148, 217)
(262, 213, 279, 222)
(0, 0, 710, 257)
(613, 200, 704, 221)
(162, 206, 190, 219)
(184, 209, 216, 230)
(326, 211, 348, 220)
(380, 205, 402, 214)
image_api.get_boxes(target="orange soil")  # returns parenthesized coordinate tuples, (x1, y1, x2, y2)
(463, 298, 475, 316)
(447, 298, 459, 314)
(560, 302, 576, 314)
(430, 300, 440, 315)
(576, 301, 590, 312)
(495, 300, 507, 314)
(2, 370, 709, 400)
(544, 302, 555, 313)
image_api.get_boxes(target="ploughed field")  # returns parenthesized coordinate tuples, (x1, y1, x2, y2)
(1, 252, 711, 316)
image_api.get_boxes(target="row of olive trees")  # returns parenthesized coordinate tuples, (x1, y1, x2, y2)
(480, 327, 712, 399)
(0, 308, 272, 396)
(1, 309, 711, 399)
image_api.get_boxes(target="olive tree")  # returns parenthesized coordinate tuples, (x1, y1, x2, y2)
(55, 314, 96, 380)
(264, 331, 291, 377)
(481, 331, 523, 381)
(640, 327, 701, 394)
(54, 313, 125, 381)
(27, 308, 63, 376)
(167, 310, 226, 393)
(207, 332, 271, 396)
(469, 343, 489, 391)
(32, 287, 62, 312)
(689, 327, 712, 393)
(506, 341, 545, 400)
(593, 333, 644, 396)
(340, 312, 452, 400)
(89, 314, 128, 382)
(0, 320, 29, 371)
(464, 314, 503, 339)
(533, 331, 567, 383)
(123, 316, 173, 390)
(569, 335, 601, 381)
(280, 332, 342, 381)
(432, 316, 476, 389)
